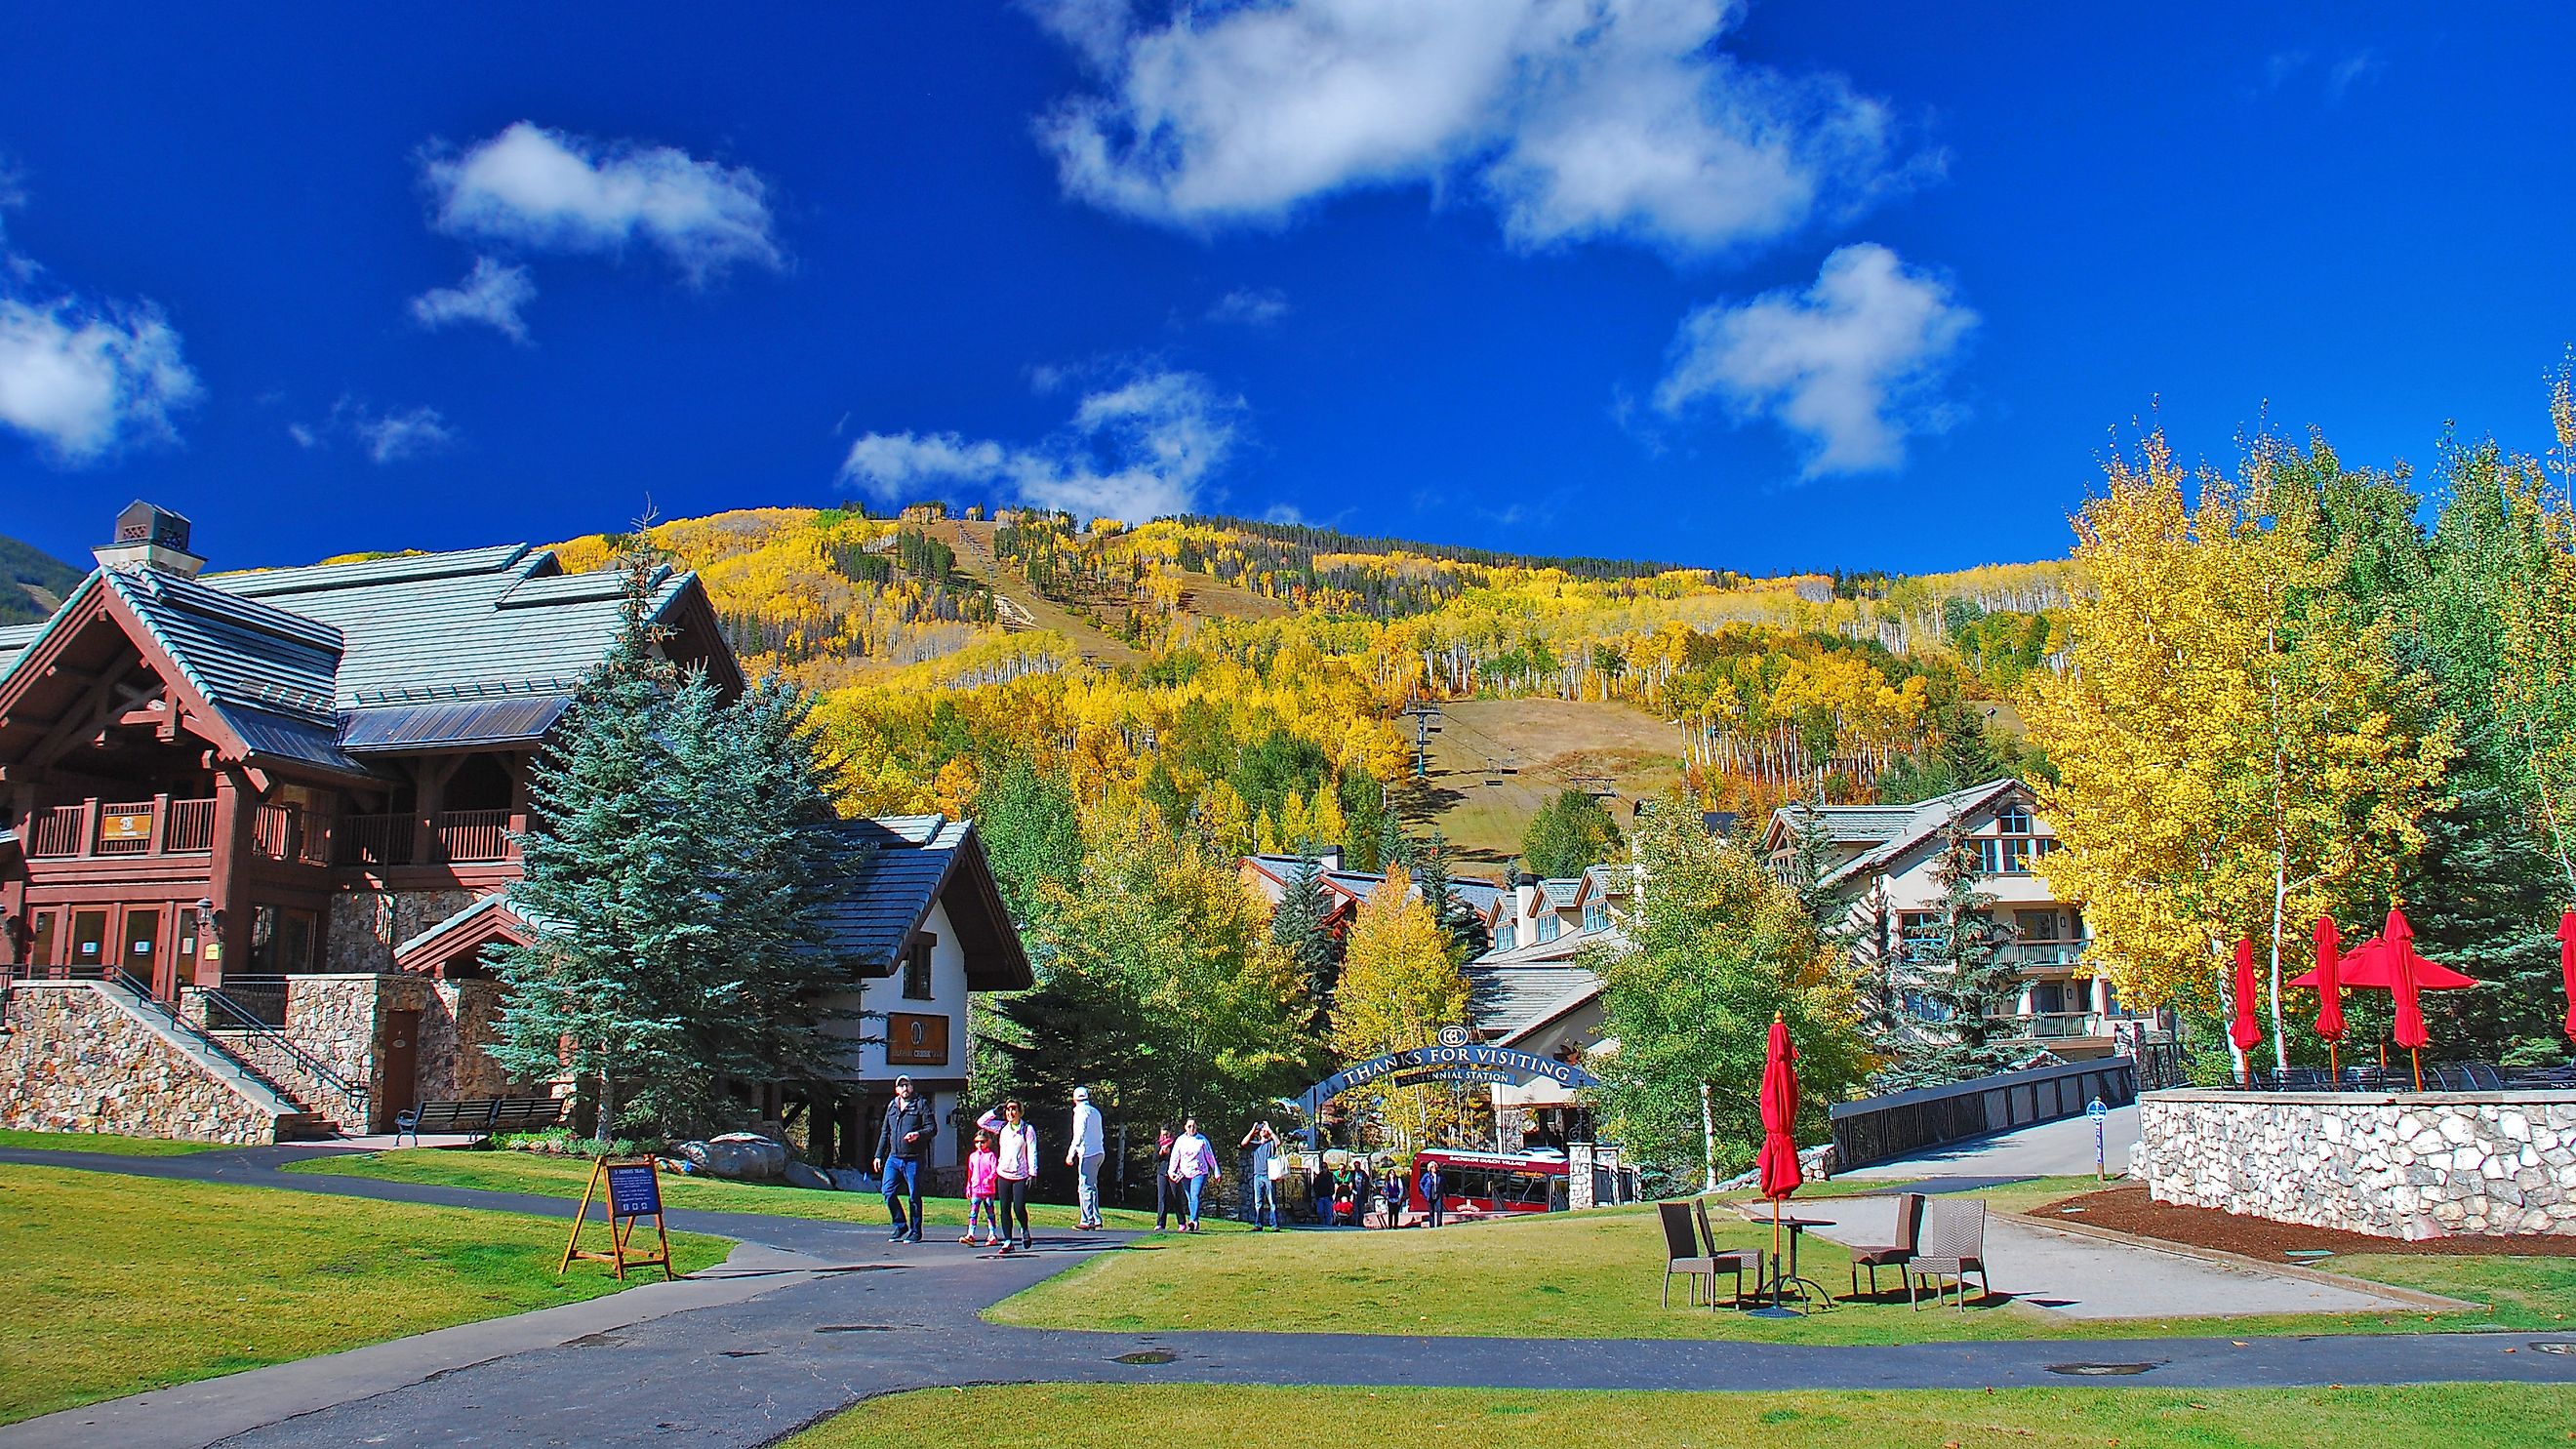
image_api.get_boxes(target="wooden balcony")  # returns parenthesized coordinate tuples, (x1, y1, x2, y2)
(20, 796, 285, 863)
(333, 810, 518, 866)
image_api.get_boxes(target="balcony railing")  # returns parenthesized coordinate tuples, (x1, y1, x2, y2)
(436, 809, 513, 864)
(336, 813, 413, 867)
(20, 797, 225, 861)
(252, 803, 332, 865)
(333, 810, 518, 867)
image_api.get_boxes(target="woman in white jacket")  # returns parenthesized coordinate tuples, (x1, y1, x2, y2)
(982, 1100, 1039, 1253)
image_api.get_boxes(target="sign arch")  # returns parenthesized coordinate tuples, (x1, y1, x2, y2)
(1295, 1025, 1599, 1121)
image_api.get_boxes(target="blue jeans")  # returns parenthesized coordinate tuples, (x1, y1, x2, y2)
(881, 1157, 922, 1237)
(1247, 1175, 1276, 1228)
(1181, 1173, 1205, 1224)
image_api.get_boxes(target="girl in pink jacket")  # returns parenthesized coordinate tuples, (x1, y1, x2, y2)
(961, 1129, 1001, 1247)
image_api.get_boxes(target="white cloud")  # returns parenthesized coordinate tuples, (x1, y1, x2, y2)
(839, 367, 1241, 520)
(292, 396, 457, 465)
(2258, 47, 2383, 102)
(1028, 0, 1913, 255)
(423, 121, 782, 282)
(0, 297, 198, 463)
(410, 257, 537, 342)
(1654, 242, 1974, 477)
(1207, 286, 1290, 326)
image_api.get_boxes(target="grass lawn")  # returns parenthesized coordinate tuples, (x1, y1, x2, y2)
(0, 1163, 730, 1426)
(287, 1147, 1243, 1232)
(784, 1383, 2576, 1449)
(989, 1197, 2570, 1345)
(0, 1128, 226, 1156)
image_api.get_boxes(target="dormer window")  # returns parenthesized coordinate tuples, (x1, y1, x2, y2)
(1979, 805, 2042, 875)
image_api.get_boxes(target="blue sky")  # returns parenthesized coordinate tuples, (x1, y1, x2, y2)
(3, 3, 2572, 577)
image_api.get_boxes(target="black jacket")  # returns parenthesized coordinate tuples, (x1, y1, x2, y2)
(877, 1095, 939, 1163)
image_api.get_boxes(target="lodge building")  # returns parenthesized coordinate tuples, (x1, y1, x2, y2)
(0, 503, 1027, 1154)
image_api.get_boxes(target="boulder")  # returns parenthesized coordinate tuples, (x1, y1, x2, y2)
(683, 1132, 790, 1182)
(784, 1160, 835, 1191)
(825, 1167, 874, 1192)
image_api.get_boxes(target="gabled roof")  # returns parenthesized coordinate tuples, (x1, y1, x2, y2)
(1468, 961, 1604, 1042)
(1475, 922, 1629, 965)
(1242, 854, 1508, 920)
(203, 543, 737, 710)
(1771, 779, 2031, 891)
(395, 893, 536, 978)
(818, 814, 1031, 990)
(0, 543, 745, 773)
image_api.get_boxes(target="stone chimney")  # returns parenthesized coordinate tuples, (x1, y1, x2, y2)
(94, 501, 205, 579)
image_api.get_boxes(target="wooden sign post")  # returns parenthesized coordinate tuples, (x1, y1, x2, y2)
(558, 1156, 675, 1281)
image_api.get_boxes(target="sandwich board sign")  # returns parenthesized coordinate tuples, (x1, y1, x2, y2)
(559, 1157, 675, 1281)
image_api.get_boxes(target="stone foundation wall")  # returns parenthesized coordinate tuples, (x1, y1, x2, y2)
(0, 985, 285, 1145)
(2139, 1089, 2576, 1239)
(324, 890, 479, 974)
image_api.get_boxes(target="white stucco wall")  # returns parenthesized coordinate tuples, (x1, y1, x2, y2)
(819, 898, 976, 1166)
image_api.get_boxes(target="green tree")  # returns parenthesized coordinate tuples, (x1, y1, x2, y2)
(1871, 820, 2024, 1091)
(493, 546, 857, 1141)
(1331, 865, 1473, 1147)
(1270, 852, 1343, 1027)
(1521, 788, 1625, 879)
(1590, 811, 1862, 1190)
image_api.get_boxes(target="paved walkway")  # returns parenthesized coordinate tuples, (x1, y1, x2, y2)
(1775, 1195, 2425, 1318)
(1841, 1105, 2142, 1181)
(2, 1146, 2570, 1449)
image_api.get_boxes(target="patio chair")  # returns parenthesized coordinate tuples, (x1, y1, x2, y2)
(1692, 1198, 1762, 1308)
(1845, 1191, 1924, 1303)
(1909, 1196, 1990, 1310)
(2461, 1062, 2508, 1091)
(1659, 1200, 1718, 1308)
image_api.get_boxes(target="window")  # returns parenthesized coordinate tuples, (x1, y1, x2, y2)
(1995, 805, 2033, 834)
(1581, 902, 1607, 932)
(1979, 804, 2042, 875)
(1495, 921, 1516, 950)
(1534, 913, 1559, 944)
(1896, 909, 1940, 963)
(902, 936, 935, 1001)
(249, 906, 316, 973)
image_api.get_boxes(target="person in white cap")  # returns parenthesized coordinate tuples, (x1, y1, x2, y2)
(1067, 1085, 1107, 1229)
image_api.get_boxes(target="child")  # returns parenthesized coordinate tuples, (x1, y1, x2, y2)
(962, 1129, 1001, 1246)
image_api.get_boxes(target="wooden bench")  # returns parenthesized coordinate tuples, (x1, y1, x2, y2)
(394, 1096, 564, 1147)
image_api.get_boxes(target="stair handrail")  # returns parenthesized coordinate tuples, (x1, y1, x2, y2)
(195, 986, 370, 1113)
(84, 967, 298, 1107)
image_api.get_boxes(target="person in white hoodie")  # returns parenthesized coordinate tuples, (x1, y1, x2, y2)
(1066, 1085, 1107, 1230)
(980, 1100, 1039, 1254)
(1165, 1117, 1220, 1231)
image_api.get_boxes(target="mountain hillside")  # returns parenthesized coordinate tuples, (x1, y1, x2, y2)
(519, 504, 2072, 867)
(0, 534, 85, 627)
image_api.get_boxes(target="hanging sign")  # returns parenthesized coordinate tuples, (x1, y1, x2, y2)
(559, 1156, 675, 1281)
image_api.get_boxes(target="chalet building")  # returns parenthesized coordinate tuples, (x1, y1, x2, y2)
(1236, 849, 1512, 948)
(0, 503, 1027, 1147)
(1761, 778, 2160, 1062)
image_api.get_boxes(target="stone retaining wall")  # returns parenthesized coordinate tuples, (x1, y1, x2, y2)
(0, 984, 285, 1145)
(2138, 1088, 2576, 1239)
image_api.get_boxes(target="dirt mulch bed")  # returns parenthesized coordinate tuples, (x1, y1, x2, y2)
(2032, 1182, 2576, 1259)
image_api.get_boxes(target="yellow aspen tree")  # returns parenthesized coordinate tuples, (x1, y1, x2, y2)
(1276, 790, 1314, 852)
(1308, 783, 1349, 851)
(1330, 865, 1473, 1147)
(2028, 431, 2452, 1070)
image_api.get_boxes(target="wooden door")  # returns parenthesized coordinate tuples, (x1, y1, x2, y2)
(380, 1010, 422, 1131)
(122, 908, 165, 999)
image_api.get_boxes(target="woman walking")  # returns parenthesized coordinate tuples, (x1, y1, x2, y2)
(1152, 1123, 1179, 1230)
(1166, 1117, 1220, 1231)
(984, 1100, 1039, 1254)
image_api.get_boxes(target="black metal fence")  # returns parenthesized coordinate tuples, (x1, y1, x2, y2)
(1829, 1057, 2138, 1172)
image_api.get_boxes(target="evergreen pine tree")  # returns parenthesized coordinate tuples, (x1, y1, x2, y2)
(1270, 852, 1343, 1026)
(491, 546, 701, 1141)
(1785, 775, 1842, 929)
(1873, 817, 2025, 1090)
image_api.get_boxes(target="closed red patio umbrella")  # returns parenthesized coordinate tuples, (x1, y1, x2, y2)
(1756, 1012, 1802, 1303)
(2230, 937, 2264, 1073)
(2314, 916, 2347, 1080)
(2558, 911, 2576, 1047)
(2388, 909, 2432, 1091)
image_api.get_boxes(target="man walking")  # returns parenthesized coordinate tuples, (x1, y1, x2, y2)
(1067, 1085, 1107, 1230)
(871, 1075, 936, 1244)
(1239, 1120, 1281, 1230)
